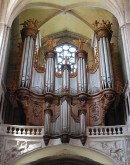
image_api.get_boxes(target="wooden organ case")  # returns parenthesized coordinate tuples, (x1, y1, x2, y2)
(16, 19, 121, 145)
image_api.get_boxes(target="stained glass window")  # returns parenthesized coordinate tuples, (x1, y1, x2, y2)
(55, 43, 77, 73)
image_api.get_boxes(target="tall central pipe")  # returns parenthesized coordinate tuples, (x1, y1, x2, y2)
(45, 51, 55, 93)
(77, 50, 88, 93)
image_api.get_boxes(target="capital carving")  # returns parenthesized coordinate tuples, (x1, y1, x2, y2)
(93, 20, 113, 40)
(77, 50, 88, 60)
(61, 64, 71, 72)
(45, 51, 55, 59)
(78, 109, 86, 116)
(21, 19, 39, 40)
(44, 109, 53, 116)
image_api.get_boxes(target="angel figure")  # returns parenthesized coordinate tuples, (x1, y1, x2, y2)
(73, 39, 88, 50)
(44, 38, 59, 51)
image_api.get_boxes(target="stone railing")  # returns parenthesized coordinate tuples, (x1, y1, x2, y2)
(87, 125, 127, 136)
(0, 124, 129, 137)
(0, 124, 44, 136)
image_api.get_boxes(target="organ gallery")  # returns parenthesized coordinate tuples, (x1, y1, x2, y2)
(8, 19, 123, 145)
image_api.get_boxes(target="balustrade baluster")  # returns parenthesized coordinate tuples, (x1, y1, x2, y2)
(17, 128, 20, 134)
(31, 128, 35, 135)
(22, 128, 25, 135)
(100, 128, 103, 135)
(27, 128, 30, 135)
(91, 128, 94, 135)
(112, 127, 116, 135)
(36, 128, 39, 135)
(106, 128, 109, 135)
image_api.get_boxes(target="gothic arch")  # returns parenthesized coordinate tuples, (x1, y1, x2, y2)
(7, 0, 124, 27)
(12, 144, 117, 165)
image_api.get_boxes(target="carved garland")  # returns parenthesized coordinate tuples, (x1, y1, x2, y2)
(33, 46, 45, 73)
(87, 47, 99, 74)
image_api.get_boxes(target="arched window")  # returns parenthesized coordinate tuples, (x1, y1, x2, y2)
(55, 43, 77, 73)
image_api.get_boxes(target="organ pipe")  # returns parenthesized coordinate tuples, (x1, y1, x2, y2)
(60, 97, 70, 133)
(79, 110, 86, 135)
(45, 52, 55, 93)
(77, 50, 88, 93)
(61, 63, 71, 93)
(94, 20, 114, 89)
(19, 19, 39, 88)
(44, 109, 52, 135)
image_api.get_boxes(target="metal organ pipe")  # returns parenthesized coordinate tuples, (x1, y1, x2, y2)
(100, 38, 107, 88)
(44, 109, 52, 135)
(26, 37, 34, 87)
(45, 59, 49, 92)
(78, 59, 81, 91)
(61, 64, 71, 93)
(80, 58, 83, 92)
(61, 98, 70, 133)
(83, 58, 86, 92)
(94, 20, 114, 89)
(103, 37, 111, 87)
(45, 52, 55, 93)
(51, 58, 54, 91)
(77, 50, 87, 93)
(22, 36, 30, 86)
(106, 38, 114, 88)
(19, 37, 27, 87)
(19, 20, 39, 88)
(79, 111, 86, 135)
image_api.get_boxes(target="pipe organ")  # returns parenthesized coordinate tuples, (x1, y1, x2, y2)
(17, 19, 120, 145)
(94, 20, 114, 89)
(19, 20, 38, 88)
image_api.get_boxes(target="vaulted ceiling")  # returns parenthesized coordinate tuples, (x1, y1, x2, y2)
(17, 1, 118, 41)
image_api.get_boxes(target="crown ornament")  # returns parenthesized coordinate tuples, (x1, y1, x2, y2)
(21, 19, 40, 40)
(93, 20, 113, 40)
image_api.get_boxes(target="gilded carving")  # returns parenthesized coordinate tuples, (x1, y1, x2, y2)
(31, 100, 43, 125)
(44, 38, 59, 51)
(87, 47, 99, 74)
(89, 103, 100, 125)
(73, 39, 88, 50)
(21, 19, 40, 38)
(93, 20, 112, 40)
(33, 46, 45, 73)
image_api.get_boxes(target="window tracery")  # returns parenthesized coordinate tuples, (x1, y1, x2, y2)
(55, 43, 77, 73)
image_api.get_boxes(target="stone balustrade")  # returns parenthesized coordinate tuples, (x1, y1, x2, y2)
(87, 125, 126, 136)
(0, 124, 44, 136)
(0, 124, 129, 165)
(0, 124, 128, 137)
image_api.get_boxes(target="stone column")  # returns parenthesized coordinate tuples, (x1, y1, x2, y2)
(45, 51, 55, 93)
(94, 20, 114, 89)
(77, 50, 87, 93)
(19, 19, 39, 88)
(0, 23, 10, 82)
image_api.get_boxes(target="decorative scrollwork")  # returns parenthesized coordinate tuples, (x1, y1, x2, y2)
(87, 47, 99, 74)
(33, 46, 45, 73)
